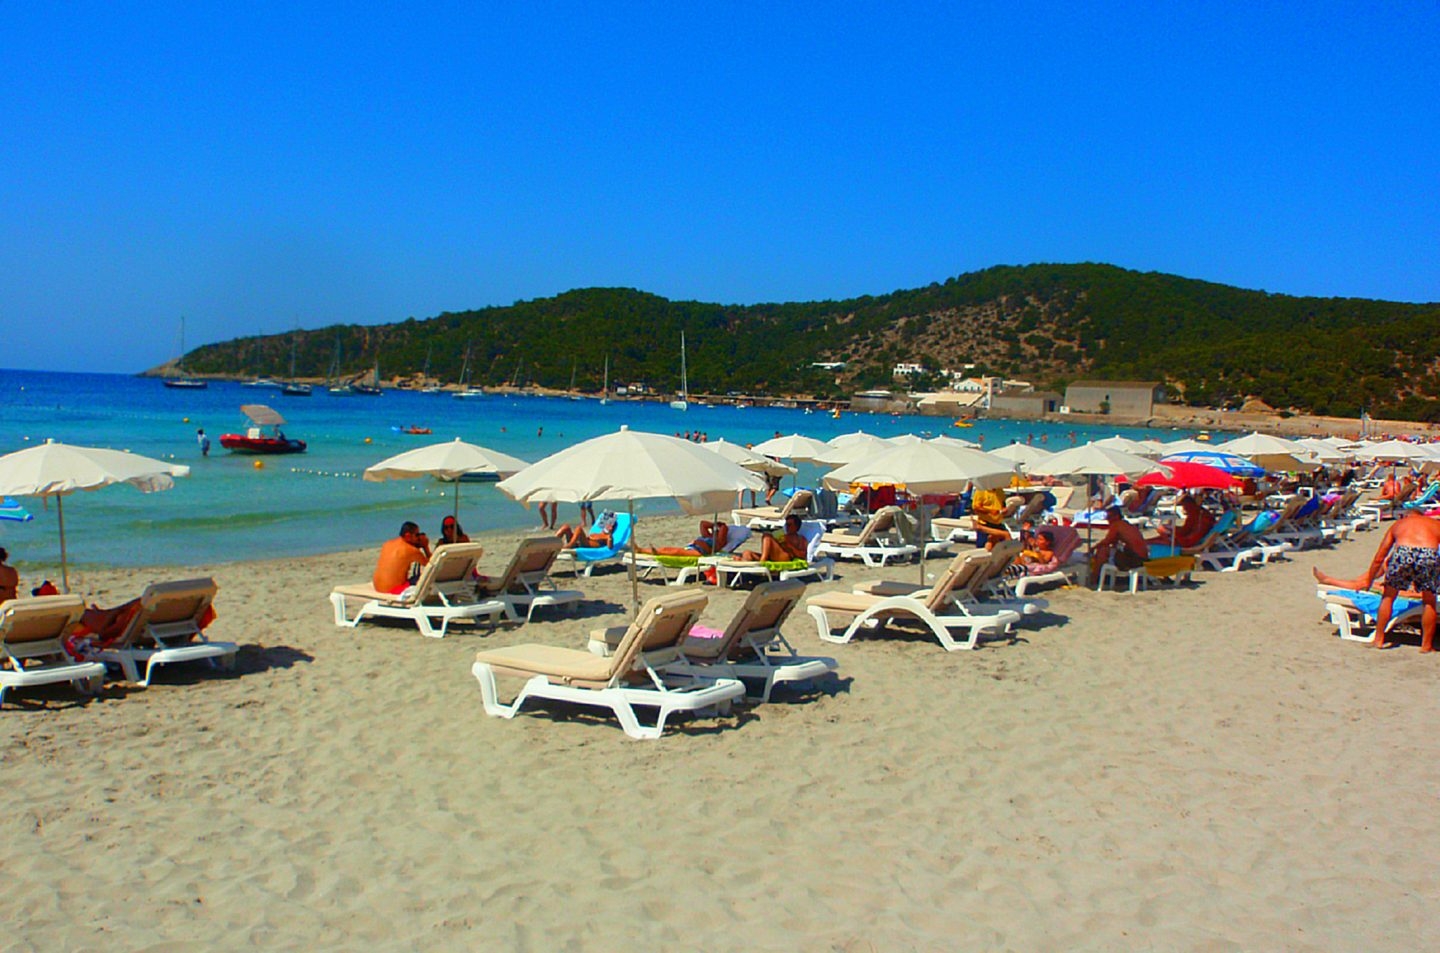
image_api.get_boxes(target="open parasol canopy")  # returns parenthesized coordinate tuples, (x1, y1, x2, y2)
(364, 438, 530, 518)
(0, 439, 190, 591)
(496, 428, 765, 611)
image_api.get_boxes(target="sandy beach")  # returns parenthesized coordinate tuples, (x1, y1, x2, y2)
(2, 513, 1436, 950)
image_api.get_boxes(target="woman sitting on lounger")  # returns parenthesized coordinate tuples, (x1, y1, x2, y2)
(438, 515, 470, 545)
(737, 515, 808, 563)
(637, 520, 730, 557)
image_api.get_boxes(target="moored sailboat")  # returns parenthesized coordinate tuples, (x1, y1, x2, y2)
(163, 316, 208, 389)
(669, 332, 688, 411)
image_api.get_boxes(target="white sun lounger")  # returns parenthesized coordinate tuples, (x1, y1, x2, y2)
(472, 589, 745, 740)
(590, 578, 837, 703)
(806, 548, 1021, 651)
(90, 578, 239, 686)
(0, 595, 107, 705)
(330, 542, 506, 638)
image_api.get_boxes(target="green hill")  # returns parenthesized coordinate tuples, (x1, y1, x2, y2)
(178, 263, 1440, 420)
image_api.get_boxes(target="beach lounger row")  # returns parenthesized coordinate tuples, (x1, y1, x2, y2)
(473, 581, 839, 739)
(330, 538, 583, 638)
(0, 578, 236, 707)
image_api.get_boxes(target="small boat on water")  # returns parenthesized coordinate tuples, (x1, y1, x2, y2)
(393, 425, 433, 435)
(452, 342, 485, 398)
(279, 330, 311, 395)
(220, 405, 307, 455)
(669, 332, 689, 411)
(163, 316, 209, 389)
(242, 377, 281, 389)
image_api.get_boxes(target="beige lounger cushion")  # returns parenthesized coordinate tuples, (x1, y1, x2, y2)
(479, 644, 618, 687)
(805, 591, 882, 617)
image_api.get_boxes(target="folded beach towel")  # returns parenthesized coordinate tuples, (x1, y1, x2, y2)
(653, 554, 701, 569)
(758, 558, 808, 572)
(1333, 589, 1423, 618)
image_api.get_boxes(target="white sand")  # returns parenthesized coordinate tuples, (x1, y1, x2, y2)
(1, 516, 1436, 950)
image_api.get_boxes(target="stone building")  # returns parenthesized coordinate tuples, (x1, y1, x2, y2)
(1064, 381, 1165, 417)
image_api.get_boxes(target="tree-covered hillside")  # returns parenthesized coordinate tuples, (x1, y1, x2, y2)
(177, 264, 1440, 420)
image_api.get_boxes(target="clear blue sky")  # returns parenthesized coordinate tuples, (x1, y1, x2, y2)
(3, 2, 1436, 371)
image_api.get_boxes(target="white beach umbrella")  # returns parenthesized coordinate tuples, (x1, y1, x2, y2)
(821, 442, 1015, 495)
(1215, 432, 1318, 471)
(814, 433, 894, 465)
(0, 439, 190, 592)
(496, 429, 765, 610)
(750, 434, 831, 462)
(886, 434, 929, 447)
(928, 434, 981, 450)
(1029, 444, 1164, 479)
(1293, 438, 1346, 464)
(700, 439, 797, 477)
(364, 438, 530, 519)
(1091, 435, 1160, 457)
(987, 443, 1056, 469)
(1164, 437, 1217, 454)
(822, 442, 1016, 583)
(1360, 439, 1429, 462)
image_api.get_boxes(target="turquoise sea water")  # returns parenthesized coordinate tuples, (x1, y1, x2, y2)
(0, 369, 1195, 571)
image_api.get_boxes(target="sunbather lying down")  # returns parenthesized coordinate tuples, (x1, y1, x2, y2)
(637, 520, 730, 557)
(735, 515, 808, 563)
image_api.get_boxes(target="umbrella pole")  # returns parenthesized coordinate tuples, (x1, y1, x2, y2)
(918, 498, 927, 586)
(57, 495, 69, 593)
(628, 499, 639, 617)
(453, 480, 461, 521)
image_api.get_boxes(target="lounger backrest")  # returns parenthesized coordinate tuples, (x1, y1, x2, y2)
(492, 536, 564, 593)
(853, 506, 899, 546)
(1045, 524, 1081, 563)
(1191, 510, 1238, 551)
(1272, 496, 1307, 524)
(0, 594, 86, 647)
(609, 589, 709, 676)
(406, 543, 486, 603)
(710, 579, 805, 661)
(927, 550, 993, 610)
(971, 539, 1024, 593)
(108, 578, 219, 649)
(782, 490, 814, 517)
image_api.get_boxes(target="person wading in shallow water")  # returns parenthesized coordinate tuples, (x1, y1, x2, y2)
(1313, 512, 1440, 652)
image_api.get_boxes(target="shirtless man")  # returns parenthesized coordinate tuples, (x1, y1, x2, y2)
(738, 514, 808, 562)
(1090, 505, 1150, 579)
(373, 521, 431, 594)
(1151, 495, 1216, 549)
(0, 547, 17, 602)
(1313, 511, 1440, 651)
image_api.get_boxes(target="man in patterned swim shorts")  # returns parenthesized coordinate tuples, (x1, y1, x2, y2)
(1313, 512, 1440, 652)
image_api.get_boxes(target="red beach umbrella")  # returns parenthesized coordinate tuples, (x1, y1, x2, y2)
(1135, 461, 1241, 491)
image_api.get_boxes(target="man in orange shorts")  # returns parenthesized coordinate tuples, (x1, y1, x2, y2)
(373, 521, 431, 594)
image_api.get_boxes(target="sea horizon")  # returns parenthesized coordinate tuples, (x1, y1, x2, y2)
(0, 367, 1197, 576)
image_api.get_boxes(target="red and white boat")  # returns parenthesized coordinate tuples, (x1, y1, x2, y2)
(220, 405, 307, 455)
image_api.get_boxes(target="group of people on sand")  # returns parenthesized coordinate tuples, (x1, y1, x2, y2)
(370, 516, 473, 593)
(1084, 494, 1218, 579)
(635, 514, 809, 563)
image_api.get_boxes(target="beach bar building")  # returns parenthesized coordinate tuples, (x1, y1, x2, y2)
(1064, 381, 1164, 417)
